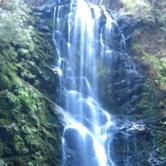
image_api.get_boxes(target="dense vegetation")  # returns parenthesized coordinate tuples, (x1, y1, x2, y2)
(0, 1, 61, 165)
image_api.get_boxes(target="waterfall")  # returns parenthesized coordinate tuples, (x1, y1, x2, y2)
(53, 0, 121, 165)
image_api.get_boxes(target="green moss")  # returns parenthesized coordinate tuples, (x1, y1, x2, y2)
(21, 70, 36, 80)
(0, 142, 3, 156)
(2, 46, 17, 61)
(3, 146, 12, 157)
(18, 48, 30, 56)
(12, 76, 23, 88)
(141, 54, 166, 91)
(0, 62, 17, 76)
(0, 109, 10, 119)
(0, 75, 12, 90)
(0, 84, 60, 164)
(121, 0, 153, 21)
(28, 162, 34, 166)
(0, 160, 5, 166)
(0, 119, 12, 126)
(0, 1, 61, 165)
(13, 135, 25, 155)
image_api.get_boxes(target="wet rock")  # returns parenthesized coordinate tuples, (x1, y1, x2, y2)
(149, 150, 166, 166)
(112, 120, 152, 165)
(108, 0, 123, 11)
(38, 25, 51, 33)
(24, 0, 55, 6)
(57, 0, 72, 5)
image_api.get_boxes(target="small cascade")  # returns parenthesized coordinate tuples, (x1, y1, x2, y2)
(53, 0, 125, 165)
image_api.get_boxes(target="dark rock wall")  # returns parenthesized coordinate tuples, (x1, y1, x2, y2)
(98, 0, 166, 165)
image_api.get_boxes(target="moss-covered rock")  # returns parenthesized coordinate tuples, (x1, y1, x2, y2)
(0, 1, 61, 166)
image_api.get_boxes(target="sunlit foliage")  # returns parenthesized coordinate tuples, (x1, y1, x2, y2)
(121, 0, 152, 16)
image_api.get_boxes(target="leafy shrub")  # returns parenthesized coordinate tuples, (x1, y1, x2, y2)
(0, 74, 12, 90)
(121, 0, 153, 22)
(0, 0, 34, 49)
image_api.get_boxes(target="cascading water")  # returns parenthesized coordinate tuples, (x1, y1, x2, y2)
(53, 0, 122, 165)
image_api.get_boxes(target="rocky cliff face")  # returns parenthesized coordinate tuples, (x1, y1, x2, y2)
(98, 0, 166, 165)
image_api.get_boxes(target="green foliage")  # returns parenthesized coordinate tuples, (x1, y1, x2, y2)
(0, 160, 6, 166)
(138, 81, 158, 115)
(0, 119, 12, 126)
(121, 0, 154, 22)
(0, 1, 60, 165)
(0, 1, 34, 49)
(21, 70, 36, 80)
(28, 162, 34, 166)
(0, 86, 60, 164)
(151, 0, 166, 26)
(141, 54, 166, 91)
(2, 46, 17, 61)
(0, 62, 17, 76)
(18, 48, 30, 56)
(154, 9, 166, 25)
(122, 0, 151, 14)
(0, 90, 20, 109)
(0, 75, 12, 90)
(14, 135, 24, 154)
